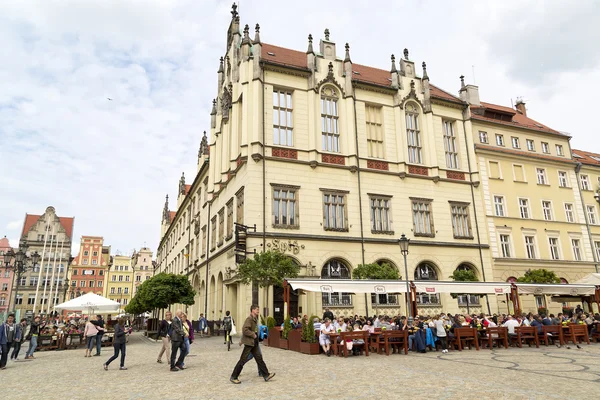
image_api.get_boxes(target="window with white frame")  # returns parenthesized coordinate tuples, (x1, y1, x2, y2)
(414, 263, 440, 305)
(536, 168, 547, 185)
(542, 201, 553, 221)
(558, 171, 568, 188)
(443, 120, 459, 169)
(526, 139, 535, 151)
(571, 239, 582, 261)
(519, 198, 530, 219)
(524, 236, 536, 259)
(564, 203, 575, 222)
(556, 144, 564, 156)
(411, 198, 434, 236)
(323, 192, 347, 231)
(479, 131, 488, 143)
(406, 103, 422, 164)
(595, 241, 600, 261)
(549, 237, 560, 260)
(321, 86, 339, 152)
(370, 196, 393, 232)
(450, 203, 472, 238)
(117, 287, 122, 294)
(511, 137, 520, 149)
(273, 89, 293, 146)
(210, 216, 217, 249)
(496, 134, 505, 146)
(226, 199, 234, 238)
(541, 142, 550, 153)
(587, 205, 597, 224)
(218, 208, 224, 244)
(499, 234, 511, 257)
(580, 175, 591, 191)
(494, 196, 506, 217)
(321, 260, 352, 307)
(366, 105, 384, 158)
(272, 186, 299, 228)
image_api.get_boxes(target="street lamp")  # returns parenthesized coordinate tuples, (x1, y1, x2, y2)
(3, 247, 41, 315)
(398, 234, 411, 318)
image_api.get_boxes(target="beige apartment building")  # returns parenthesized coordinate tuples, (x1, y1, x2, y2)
(106, 254, 134, 309)
(131, 247, 153, 295)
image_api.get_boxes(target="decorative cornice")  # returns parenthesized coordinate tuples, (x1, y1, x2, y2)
(399, 81, 425, 110)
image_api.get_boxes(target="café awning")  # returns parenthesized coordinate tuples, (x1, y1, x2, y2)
(286, 279, 409, 294)
(515, 283, 596, 296)
(575, 273, 600, 285)
(413, 281, 511, 294)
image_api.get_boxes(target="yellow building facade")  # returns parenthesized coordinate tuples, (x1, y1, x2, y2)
(105, 255, 134, 310)
(156, 8, 598, 322)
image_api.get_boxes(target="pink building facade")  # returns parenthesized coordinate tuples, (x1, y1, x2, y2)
(0, 237, 14, 314)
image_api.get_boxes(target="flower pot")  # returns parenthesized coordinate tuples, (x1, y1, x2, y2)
(300, 341, 320, 355)
(288, 329, 302, 352)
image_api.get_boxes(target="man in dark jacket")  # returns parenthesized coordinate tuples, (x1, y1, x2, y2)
(25, 316, 44, 359)
(90, 315, 105, 356)
(0, 314, 20, 369)
(169, 310, 188, 372)
(323, 308, 334, 321)
(230, 305, 275, 384)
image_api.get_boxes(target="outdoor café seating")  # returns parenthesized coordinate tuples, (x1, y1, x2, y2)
(482, 327, 509, 349)
(381, 330, 408, 355)
(542, 325, 563, 346)
(564, 324, 590, 346)
(453, 327, 480, 351)
(511, 326, 539, 348)
(337, 331, 369, 357)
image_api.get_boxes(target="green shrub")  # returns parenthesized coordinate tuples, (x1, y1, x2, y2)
(282, 315, 292, 339)
(260, 315, 266, 326)
(302, 315, 318, 343)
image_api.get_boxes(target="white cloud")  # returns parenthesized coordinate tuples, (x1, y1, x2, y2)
(1, 0, 598, 254)
(6, 220, 22, 231)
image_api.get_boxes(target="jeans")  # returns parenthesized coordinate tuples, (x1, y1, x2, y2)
(105, 342, 126, 368)
(438, 336, 448, 350)
(96, 333, 103, 355)
(86, 336, 96, 350)
(26, 335, 38, 357)
(11, 341, 22, 359)
(157, 336, 171, 361)
(231, 340, 269, 380)
(170, 340, 187, 369)
(246, 342, 262, 376)
(0, 342, 12, 368)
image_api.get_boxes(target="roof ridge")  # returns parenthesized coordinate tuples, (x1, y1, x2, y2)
(429, 83, 461, 101)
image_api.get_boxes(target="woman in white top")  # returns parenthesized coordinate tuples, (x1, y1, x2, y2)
(319, 319, 335, 356)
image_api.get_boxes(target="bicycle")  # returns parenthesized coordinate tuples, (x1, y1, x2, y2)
(225, 329, 232, 351)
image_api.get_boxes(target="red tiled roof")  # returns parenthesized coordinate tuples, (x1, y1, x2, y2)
(169, 211, 176, 222)
(21, 214, 75, 239)
(262, 44, 308, 69)
(0, 237, 11, 250)
(572, 149, 600, 166)
(184, 184, 191, 195)
(475, 144, 576, 164)
(471, 102, 561, 135)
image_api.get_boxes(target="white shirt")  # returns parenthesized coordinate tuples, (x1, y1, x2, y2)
(334, 322, 347, 332)
(319, 324, 335, 340)
(502, 319, 520, 334)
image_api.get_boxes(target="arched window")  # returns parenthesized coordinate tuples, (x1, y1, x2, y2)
(321, 86, 340, 153)
(371, 260, 398, 305)
(321, 259, 351, 306)
(405, 103, 422, 164)
(559, 278, 568, 284)
(455, 263, 480, 306)
(506, 276, 517, 283)
(414, 262, 440, 305)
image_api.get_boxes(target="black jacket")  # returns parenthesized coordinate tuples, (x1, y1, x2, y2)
(158, 320, 170, 338)
(323, 311, 334, 321)
(113, 323, 126, 345)
(170, 317, 185, 342)
(91, 319, 105, 334)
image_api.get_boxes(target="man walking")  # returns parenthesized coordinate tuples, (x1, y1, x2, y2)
(10, 318, 28, 361)
(0, 314, 20, 369)
(198, 313, 207, 337)
(169, 310, 188, 372)
(91, 315, 105, 356)
(230, 305, 275, 384)
(157, 311, 172, 364)
(25, 316, 44, 360)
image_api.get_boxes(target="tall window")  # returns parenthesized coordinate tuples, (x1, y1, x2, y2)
(595, 241, 600, 262)
(511, 137, 520, 149)
(321, 260, 351, 306)
(414, 263, 440, 305)
(499, 234, 511, 257)
(110, 287, 115, 294)
(478, 131, 488, 143)
(443, 120, 459, 169)
(565, 203, 575, 222)
(366, 105, 384, 158)
(218, 208, 224, 244)
(587, 205, 597, 224)
(496, 134, 504, 146)
(201, 226, 207, 255)
(494, 196, 506, 217)
(321, 86, 339, 152)
(580, 175, 591, 191)
(542, 201, 553, 221)
(370, 196, 392, 232)
(556, 144, 564, 156)
(226, 199, 234, 238)
(406, 103, 422, 164)
(518, 198, 530, 219)
(273, 186, 298, 228)
(273, 89, 293, 146)
(525, 236, 536, 259)
(323, 192, 347, 231)
(549, 237, 560, 260)
(558, 171, 568, 188)
(411, 199, 434, 237)
(526, 139, 535, 151)
(236, 189, 244, 224)
(536, 168, 547, 185)
(572, 239, 582, 261)
(450, 203, 472, 238)
(541, 142, 550, 153)
(210, 216, 217, 249)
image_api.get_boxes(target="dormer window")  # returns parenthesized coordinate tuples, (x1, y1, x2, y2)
(321, 86, 340, 153)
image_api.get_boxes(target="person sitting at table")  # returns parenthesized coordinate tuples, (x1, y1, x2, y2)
(380, 317, 392, 331)
(334, 317, 347, 333)
(362, 319, 374, 333)
(502, 315, 520, 339)
(541, 314, 553, 326)
(291, 317, 302, 330)
(313, 317, 321, 332)
(530, 315, 544, 336)
(407, 317, 426, 353)
(373, 316, 381, 329)
(319, 319, 335, 356)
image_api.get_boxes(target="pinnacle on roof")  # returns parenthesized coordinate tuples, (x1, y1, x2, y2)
(210, 99, 217, 115)
(422, 62, 428, 80)
(390, 54, 397, 73)
(324, 28, 330, 41)
(344, 43, 351, 63)
(254, 23, 261, 44)
(307, 34, 314, 54)
(231, 2, 238, 19)
(218, 57, 224, 73)
(403, 48, 409, 60)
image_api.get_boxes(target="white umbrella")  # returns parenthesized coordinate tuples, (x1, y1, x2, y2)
(54, 292, 120, 315)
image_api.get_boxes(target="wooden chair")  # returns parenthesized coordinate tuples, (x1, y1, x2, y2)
(338, 331, 369, 357)
(454, 327, 480, 351)
(369, 330, 383, 353)
(382, 330, 408, 355)
(541, 325, 564, 346)
(565, 324, 590, 346)
(591, 329, 600, 343)
(484, 327, 509, 349)
(63, 333, 85, 349)
(512, 327, 539, 348)
(37, 335, 59, 351)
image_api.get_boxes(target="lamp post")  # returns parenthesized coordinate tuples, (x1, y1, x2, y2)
(3, 247, 41, 316)
(398, 234, 411, 318)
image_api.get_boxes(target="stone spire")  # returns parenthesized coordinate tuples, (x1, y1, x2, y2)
(199, 131, 209, 158)
(162, 195, 169, 223)
(403, 48, 409, 60)
(241, 24, 251, 58)
(254, 23, 261, 44)
(231, 2, 238, 19)
(344, 43, 351, 63)
(218, 56, 224, 73)
(390, 54, 397, 73)
(421, 62, 431, 112)
(390, 54, 400, 89)
(422, 62, 429, 81)
(179, 172, 186, 195)
(324, 28, 330, 41)
(306, 34, 314, 54)
(210, 99, 217, 129)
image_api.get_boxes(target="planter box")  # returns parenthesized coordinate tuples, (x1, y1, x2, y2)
(279, 339, 289, 350)
(267, 326, 282, 347)
(288, 329, 302, 352)
(300, 341, 320, 355)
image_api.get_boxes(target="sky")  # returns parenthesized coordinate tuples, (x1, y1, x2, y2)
(1, 0, 599, 256)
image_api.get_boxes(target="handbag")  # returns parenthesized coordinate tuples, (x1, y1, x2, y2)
(230, 323, 237, 336)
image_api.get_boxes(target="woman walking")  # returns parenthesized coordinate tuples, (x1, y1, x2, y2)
(103, 317, 127, 370)
(181, 313, 194, 367)
(84, 317, 103, 357)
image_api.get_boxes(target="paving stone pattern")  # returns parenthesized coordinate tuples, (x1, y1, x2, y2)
(2, 333, 599, 400)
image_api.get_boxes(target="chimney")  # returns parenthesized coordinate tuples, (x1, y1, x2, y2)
(459, 75, 480, 106)
(515, 98, 527, 116)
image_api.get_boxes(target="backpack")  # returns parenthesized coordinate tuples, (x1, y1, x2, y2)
(223, 316, 232, 331)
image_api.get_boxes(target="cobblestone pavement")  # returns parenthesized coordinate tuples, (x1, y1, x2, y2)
(2, 333, 599, 400)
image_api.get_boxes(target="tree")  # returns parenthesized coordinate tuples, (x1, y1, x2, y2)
(449, 268, 481, 314)
(236, 250, 300, 316)
(516, 269, 560, 284)
(125, 273, 196, 314)
(352, 263, 400, 280)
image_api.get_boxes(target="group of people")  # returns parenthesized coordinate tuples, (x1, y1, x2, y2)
(0, 314, 46, 368)
(156, 310, 194, 372)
